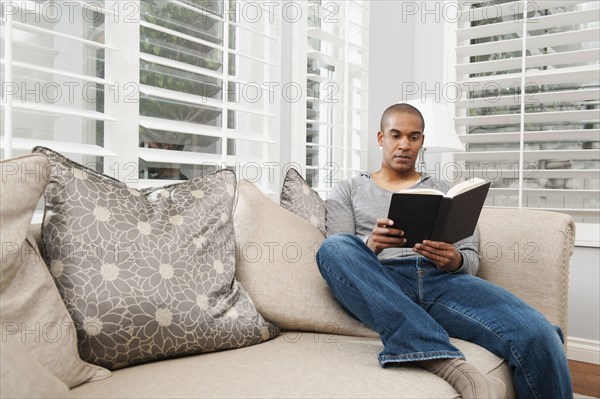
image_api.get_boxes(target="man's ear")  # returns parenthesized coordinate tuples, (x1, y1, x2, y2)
(377, 131, 383, 146)
(420, 133, 425, 148)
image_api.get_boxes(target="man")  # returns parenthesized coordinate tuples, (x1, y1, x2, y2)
(316, 103, 572, 399)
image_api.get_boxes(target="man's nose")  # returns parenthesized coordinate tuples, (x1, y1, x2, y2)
(397, 138, 410, 150)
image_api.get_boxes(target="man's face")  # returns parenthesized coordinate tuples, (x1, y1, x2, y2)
(377, 112, 424, 175)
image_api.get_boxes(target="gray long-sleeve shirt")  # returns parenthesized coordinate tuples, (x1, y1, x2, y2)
(325, 172, 480, 275)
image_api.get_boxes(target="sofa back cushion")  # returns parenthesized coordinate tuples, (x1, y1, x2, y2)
(234, 180, 377, 337)
(1, 336, 70, 398)
(0, 154, 110, 388)
(34, 147, 277, 370)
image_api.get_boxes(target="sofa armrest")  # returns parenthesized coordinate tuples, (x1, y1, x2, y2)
(477, 208, 575, 335)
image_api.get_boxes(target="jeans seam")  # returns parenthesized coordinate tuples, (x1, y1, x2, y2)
(426, 299, 510, 345)
(511, 344, 541, 399)
(318, 262, 356, 291)
(378, 350, 464, 364)
(430, 299, 541, 398)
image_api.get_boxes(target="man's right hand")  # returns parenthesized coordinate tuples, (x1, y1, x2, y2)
(366, 218, 406, 254)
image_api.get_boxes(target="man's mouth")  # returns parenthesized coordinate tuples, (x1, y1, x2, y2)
(393, 154, 412, 161)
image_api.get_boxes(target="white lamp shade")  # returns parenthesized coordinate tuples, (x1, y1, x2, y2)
(405, 99, 465, 152)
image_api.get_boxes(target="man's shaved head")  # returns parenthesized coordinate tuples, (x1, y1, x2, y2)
(380, 103, 425, 132)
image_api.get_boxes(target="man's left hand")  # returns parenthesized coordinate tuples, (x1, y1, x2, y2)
(413, 240, 463, 272)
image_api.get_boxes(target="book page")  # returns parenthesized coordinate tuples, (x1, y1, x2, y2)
(446, 177, 488, 198)
(397, 188, 444, 196)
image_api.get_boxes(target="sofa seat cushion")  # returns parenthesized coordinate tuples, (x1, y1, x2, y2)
(70, 334, 515, 398)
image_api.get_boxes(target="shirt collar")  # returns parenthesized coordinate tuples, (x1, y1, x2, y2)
(361, 170, 431, 183)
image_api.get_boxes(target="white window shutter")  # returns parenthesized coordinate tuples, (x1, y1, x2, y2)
(454, 0, 599, 224)
(290, 0, 370, 197)
(136, 1, 282, 193)
(2, 1, 117, 166)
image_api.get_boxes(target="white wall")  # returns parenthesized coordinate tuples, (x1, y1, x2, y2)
(568, 246, 600, 339)
(368, 0, 600, 363)
(367, 1, 415, 173)
(367, 1, 444, 175)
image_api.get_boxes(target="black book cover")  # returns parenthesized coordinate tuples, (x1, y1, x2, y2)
(387, 194, 442, 247)
(439, 183, 490, 244)
(387, 182, 490, 247)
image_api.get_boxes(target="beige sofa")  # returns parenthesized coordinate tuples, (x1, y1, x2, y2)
(44, 209, 576, 398)
(1, 153, 575, 399)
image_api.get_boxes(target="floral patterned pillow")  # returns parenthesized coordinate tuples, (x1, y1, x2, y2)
(280, 168, 326, 236)
(34, 147, 278, 370)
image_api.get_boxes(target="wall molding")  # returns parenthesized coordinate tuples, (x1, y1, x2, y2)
(568, 336, 600, 364)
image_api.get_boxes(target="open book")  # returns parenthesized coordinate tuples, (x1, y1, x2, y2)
(387, 178, 491, 247)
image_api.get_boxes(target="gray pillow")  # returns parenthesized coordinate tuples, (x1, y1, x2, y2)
(34, 147, 278, 370)
(280, 168, 326, 236)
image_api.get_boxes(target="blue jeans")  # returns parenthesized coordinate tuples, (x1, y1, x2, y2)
(316, 234, 572, 399)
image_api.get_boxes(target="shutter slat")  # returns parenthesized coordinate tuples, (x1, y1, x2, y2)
(456, 110, 600, 126)
(140, 20, 221, 51)
(457, 7, 597, 40)
(139, 85, 276, 118)
(490, 188, 599, 198)
(228, 48, 277, 67)
(167, 0, 224, 21)
(3, 60, 114, 85)
(460, 129, 600, 144)
(6, 137, 116, 157)
(307, 27, 344, 46)
(69, 0, 117, 16)
(140, 53, 266, 87)
(140, 116, 223, 138)
(307, 73, 336, 84)
(456, 88, 599, 108)
(458, 0, 590, 23)
(12, 22, 116, 51)
(306, 120, 345, 128)
(459, 65, 599, 89)
(227, 131, 276, 144)
(3, 102, 117, 121)
(456, 27, 599, 58)
(139, 53, 223, 82)
(306, 143, 367, 153)
(167, 0, 276, 40)
(307, 50, 339, 66)
(230, 21, 276, 40)
(139, 147, 272, 166)
(140, 84, 222, 108)
(453, 149, 600, 161)
(457, 48, 600, 75)
(482, 206, 598, 218)
(140, 116, 275, 143)
(9, 0, 116, 17)
(139, 147, 221, 164)
(460, 169, 600, 179)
